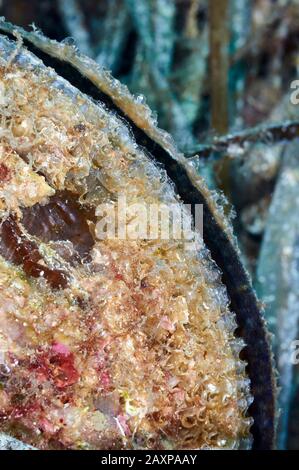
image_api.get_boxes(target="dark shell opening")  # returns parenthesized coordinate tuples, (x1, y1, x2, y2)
(0, 191, 96, 289)
(21, 190, 96, 264)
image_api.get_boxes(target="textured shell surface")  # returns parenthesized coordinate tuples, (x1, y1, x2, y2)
(0, 19, 275, 450)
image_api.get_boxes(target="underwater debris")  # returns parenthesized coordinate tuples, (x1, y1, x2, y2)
(0, 432, 35, 450)
(256, 142, 299, 449)
(185, 121, 299, 160)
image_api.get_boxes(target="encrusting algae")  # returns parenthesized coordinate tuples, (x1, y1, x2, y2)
(0, 24, 270, 450)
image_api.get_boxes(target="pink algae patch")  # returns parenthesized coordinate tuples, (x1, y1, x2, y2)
(30, 343, 79, 389)
(51, 342, 70, 356)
